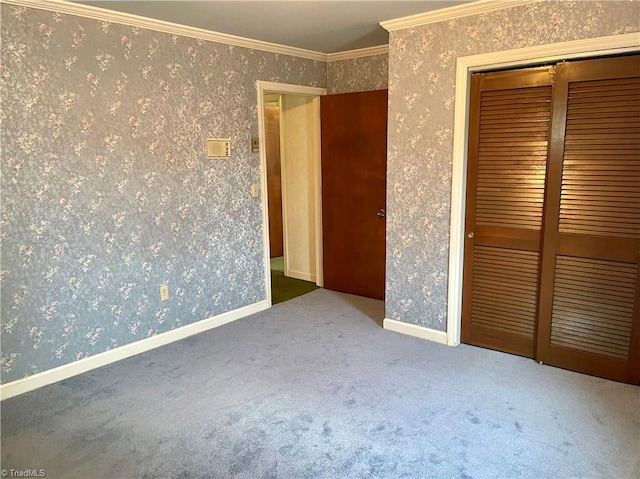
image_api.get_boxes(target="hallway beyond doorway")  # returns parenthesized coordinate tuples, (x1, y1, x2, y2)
(271, 256, 317, 304)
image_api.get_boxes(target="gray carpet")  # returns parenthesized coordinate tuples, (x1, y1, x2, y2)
(1, 289, 639, 479)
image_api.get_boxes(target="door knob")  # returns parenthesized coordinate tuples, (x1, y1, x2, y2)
(377, 209, 386, 218)
(467, 232, 474, 239)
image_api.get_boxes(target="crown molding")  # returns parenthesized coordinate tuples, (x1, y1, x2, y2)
(380, 0, 539, 32)
(327, 44, 389, 62)
(0, 0, 327, 62)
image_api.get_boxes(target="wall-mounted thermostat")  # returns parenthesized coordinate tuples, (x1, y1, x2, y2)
(206, 138, 231, 158)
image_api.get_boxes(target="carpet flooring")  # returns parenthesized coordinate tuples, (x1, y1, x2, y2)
(270, 256, 318, 305)
(1, 289, 639, 479)
(270, 257, 284, 273)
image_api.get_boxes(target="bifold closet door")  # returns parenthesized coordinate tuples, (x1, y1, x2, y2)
(461, 67, 554, 357)
(536, 56, 640, 384)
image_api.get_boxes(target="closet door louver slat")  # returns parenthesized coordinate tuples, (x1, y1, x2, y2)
(471, 247, 539, 350)
(462, 67, 553, 358)
(550, 256, 635, 360)
(559, 77, 640, 240)
(463, 56, 639, 384)
(537, 56, 640, 384)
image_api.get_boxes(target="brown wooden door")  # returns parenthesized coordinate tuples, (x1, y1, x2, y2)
(265, 105, 283, 258)
(462, 56, 640, 384)
(462, 67, 554, 357)
(536, 56, 640, 384)
(321, 89, 387, 300)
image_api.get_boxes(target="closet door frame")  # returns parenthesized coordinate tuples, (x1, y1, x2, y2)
(447, 33, 640, 348)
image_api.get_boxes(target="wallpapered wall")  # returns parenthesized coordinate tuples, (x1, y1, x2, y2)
(385, 0, 639, 331)
(327, 54, 389, 94)
(0, 4, 326, 384)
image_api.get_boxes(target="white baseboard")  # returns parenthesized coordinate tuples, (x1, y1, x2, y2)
(286, 269, 314, 282)
(383, 318, 448, 345)
(0, 300, 270, 401)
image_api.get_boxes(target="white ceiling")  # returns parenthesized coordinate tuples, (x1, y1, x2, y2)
(74, 1, 472, 53)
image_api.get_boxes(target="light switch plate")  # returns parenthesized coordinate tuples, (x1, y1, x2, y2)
(160, 285, 169, 302)
(251, 184, 259, 198)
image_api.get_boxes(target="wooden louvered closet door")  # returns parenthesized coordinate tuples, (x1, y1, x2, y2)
(462, 55, 640, 384)
(461, 67, 554, 357)
(536, 56, 640, 384)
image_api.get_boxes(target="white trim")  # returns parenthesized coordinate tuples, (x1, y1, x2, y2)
(286, 269, 314, 283)
(280, 97, 292, 279)
(257, 82, 327, 99)
(1, 0, 327, 62)
(380, 0, 537, 32)
(257, 83, 275, 306)
(278, 94, 323, 285)
(312, 96, 324, 288)
(446, 33, 640, 347)
(327, 45, 389, 62)
(256, 81, 327, 301)
(383, 318, 448, 345)
(0, 300, 269, 400)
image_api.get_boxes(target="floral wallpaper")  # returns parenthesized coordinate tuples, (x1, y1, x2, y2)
(0, 4, 326, 384)
(3, 0, 635, 387)
(385, 0, 639, 330)
(327, 53, 388, 94)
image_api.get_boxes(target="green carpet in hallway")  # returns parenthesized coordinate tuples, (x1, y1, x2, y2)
(270, 256, 317, 304)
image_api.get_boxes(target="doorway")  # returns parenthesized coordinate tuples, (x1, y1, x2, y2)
(257, 82, 326, 305)
(258, 83, 390, 306)
(264, 93, 319, 304)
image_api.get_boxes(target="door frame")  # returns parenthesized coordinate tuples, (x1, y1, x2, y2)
(256, 81, 327, 305)
(447, 33, 640, 346)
